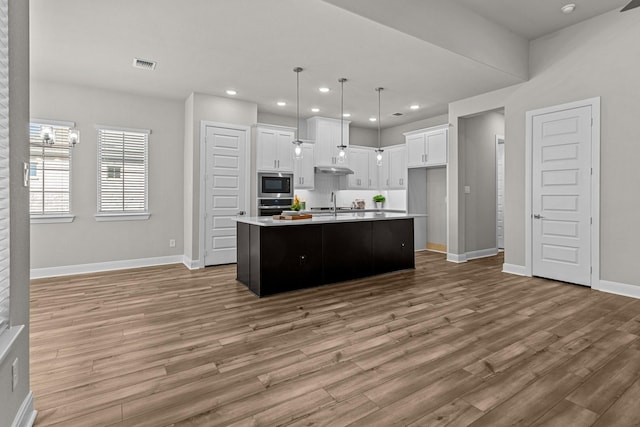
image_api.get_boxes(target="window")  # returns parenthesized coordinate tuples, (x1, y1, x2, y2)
(29, 121, 74, 217)
(97, 127, 149, 219)
(0, 0, 9, 334)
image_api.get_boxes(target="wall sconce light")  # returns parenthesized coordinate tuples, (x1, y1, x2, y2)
(40, 126, 55, 145)
(69, 129, 80, 146)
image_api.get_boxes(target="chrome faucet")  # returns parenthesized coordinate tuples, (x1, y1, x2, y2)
(330, 191, 337, 215)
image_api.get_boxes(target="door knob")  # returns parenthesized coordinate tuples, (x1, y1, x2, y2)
(533, 214, 544, 219)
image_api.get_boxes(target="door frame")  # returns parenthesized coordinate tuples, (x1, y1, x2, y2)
(495, 134, 504, 251)
(524, 97, 600, 287)
(199, 120, 251, 268)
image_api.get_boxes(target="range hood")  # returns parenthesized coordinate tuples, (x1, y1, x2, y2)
(315, 166, 354, 175)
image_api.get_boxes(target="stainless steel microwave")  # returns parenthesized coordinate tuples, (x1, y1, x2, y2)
(258, 172, 294, 198)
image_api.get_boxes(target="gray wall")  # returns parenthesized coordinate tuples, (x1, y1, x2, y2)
(381, 114, 448, 147)
(1, 0, 31, 425)
(449, 8, 640, 286)
(350, 126, 377, 148)
(426, 167, 447, 246)
(29, 81, 185, 269)
(460, 111, 504, 253)
(183, 93, 257, 264)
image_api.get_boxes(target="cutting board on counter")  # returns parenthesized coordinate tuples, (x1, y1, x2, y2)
(272, 214, 313, 220)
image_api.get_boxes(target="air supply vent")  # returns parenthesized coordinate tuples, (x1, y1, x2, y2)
(392, 112, 403, 116)
(132, 58, 157, 70)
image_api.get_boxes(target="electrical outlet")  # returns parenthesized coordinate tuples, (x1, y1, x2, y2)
(169, 239, 176, 248)
(12, 358, 18, 391)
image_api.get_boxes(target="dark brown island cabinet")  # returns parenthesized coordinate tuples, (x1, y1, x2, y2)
(236, 216, 415, 296)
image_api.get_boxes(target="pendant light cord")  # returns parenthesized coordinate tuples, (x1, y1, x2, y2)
(294, 67, 303, 142)
(339, 78, 347, 148)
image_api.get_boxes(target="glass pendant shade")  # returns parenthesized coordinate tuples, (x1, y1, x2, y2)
(294, 142, 303, 159)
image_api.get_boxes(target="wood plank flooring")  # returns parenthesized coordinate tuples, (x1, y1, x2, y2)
(29, 251, 640, 426)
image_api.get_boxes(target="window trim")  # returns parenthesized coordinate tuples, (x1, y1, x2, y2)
(29, 118, 76, 218)
(96, 125, 151, 218)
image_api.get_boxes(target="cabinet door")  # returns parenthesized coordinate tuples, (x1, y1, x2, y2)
(315, 120, 335, 166)
(425, 129, 447, 166)
(323, 222, 373, 283)
(406, 133, 426, 168)
(294, 143, 314, 189)
(256, 128, 278, 171)
(380, 150, 391, 189)
(373, 219, 415, 274)
(276, 130, 294, 171)
(260, 225, 323, 295)
(348, 148, 369, 188)
(389, 146, 407, 189)
(368, 150, 380, 189)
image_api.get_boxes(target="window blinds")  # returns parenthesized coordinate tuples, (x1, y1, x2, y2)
(97, 128, 148, 213)
(29, 123, 72, 214)
(0, 0, 10, 334)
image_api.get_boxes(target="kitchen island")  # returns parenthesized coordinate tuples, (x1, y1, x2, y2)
(234, 213, 415, 296)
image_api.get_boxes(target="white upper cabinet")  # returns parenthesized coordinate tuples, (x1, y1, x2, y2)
(293, 143, 315, 189)
(380, 144, 406, 189)
(347, 146, 370, 189)
(256, 124, 295, 172)
(307, 117, 350, 166)
(368, 149, 380, 190)
(405, 125, 448, 168)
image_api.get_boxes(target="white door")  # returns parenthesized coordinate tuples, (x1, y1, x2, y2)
(532, 106, 592, 286)
(204, 125, 248, 266)
(496, 136, 505, 250)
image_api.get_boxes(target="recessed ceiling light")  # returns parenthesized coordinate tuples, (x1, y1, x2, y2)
(561, 3, 576, 14)
(319, 87, 330, 93)
(226, 89, 237, 96)
(343, 113, 351, 118)
(277, 101, 286, 107)
(311, 107, 320, 113)
(410, 104, 420, 110)
(369, 117, 377, 122)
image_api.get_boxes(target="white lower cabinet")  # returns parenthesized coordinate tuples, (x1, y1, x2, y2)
(293, 143, 315, 189)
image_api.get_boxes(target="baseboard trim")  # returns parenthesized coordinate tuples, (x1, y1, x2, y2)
(12, 391, 36, 427)
(447, 253, 467, 263)
(182, 256, 201, 270)
(597, 280, 640, 300)
(30, 255, 184, 279)
(466, 248, 498, 260)
(502, 263, 528, 276)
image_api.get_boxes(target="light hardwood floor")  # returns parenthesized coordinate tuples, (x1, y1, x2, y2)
(30, 251, 640, 426)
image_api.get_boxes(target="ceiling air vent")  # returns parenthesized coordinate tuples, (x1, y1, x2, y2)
(132, 58, 157, 71)
(392, 112, 403, 116)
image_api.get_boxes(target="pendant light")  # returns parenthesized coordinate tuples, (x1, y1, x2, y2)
(292, 67, 304, 160)
(337, 77, 348, 163)
(375, 87, 384, 166)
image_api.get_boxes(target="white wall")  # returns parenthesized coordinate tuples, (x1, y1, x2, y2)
(1, 0, 32, 425)
(29, 81, 185, 270)
(449, 8, 640, 287)
(183, 93, 258, 265)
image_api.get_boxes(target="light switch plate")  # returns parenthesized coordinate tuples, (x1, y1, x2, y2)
(464, 186, 471, 194)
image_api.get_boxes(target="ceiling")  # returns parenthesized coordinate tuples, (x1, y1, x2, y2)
(451, 0, 631, 40)
(30, 0, 629, 128)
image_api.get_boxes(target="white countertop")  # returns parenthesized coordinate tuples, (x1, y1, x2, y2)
(233, 212, 423, 227)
